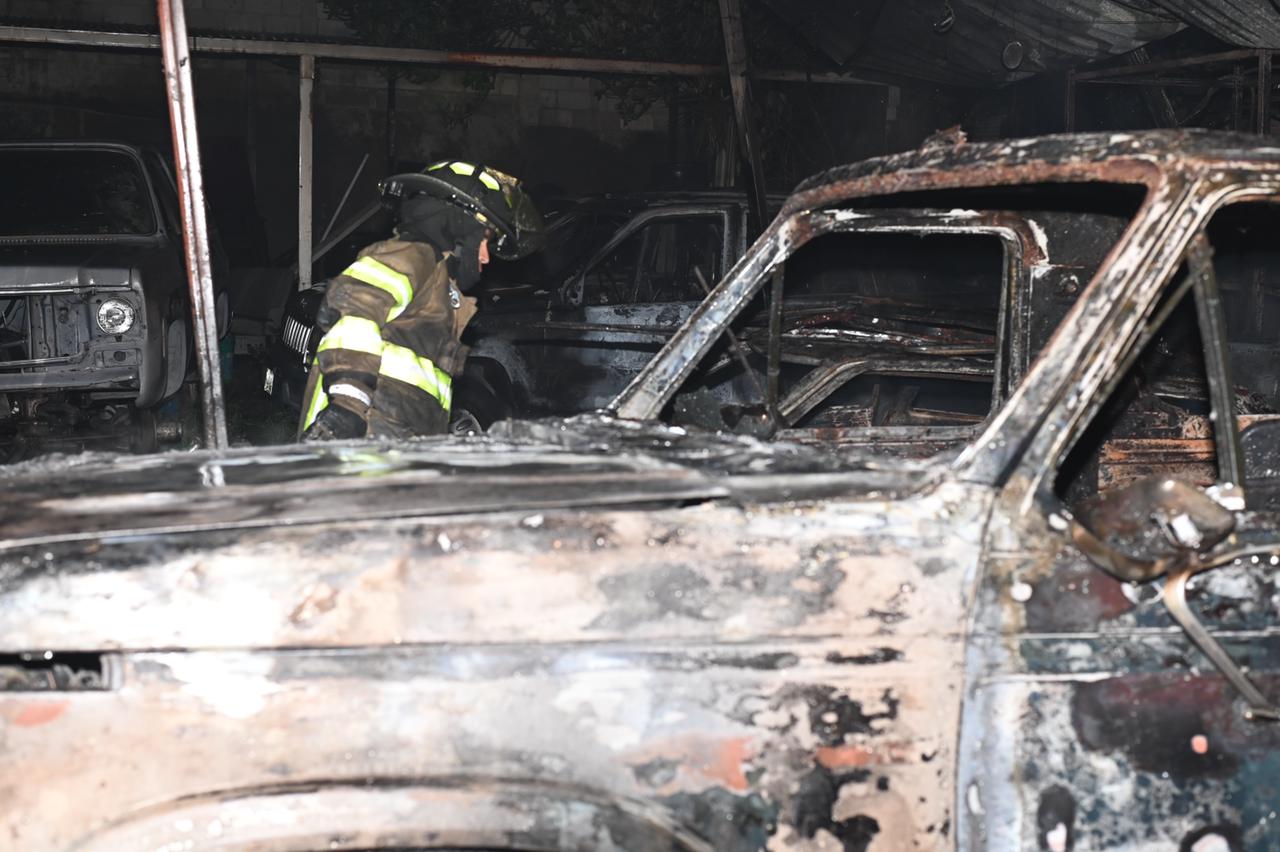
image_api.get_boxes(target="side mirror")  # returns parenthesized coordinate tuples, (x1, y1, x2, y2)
(1069, 476, 1279, 722)
(558, 274, 584, 308)
(1070, 477, 1235, 582)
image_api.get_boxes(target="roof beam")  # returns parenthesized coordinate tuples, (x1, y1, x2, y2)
(0, 24, 884, 86)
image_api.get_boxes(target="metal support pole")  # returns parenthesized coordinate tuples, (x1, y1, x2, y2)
(1232, 63, 1244, 132)
(156, 0, 227, 450)
(766, 269, 784, 419)
(1258, 50, 1272, 135)
(718, 0, 769, 237)
(385, 73, 398, 174)
(298, 54, 315, 291)
(1064, 70, 1076, 131)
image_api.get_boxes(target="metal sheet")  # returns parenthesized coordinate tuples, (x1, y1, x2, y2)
(1150, 0, 1280, 48)
(767, 0, 1184, 86)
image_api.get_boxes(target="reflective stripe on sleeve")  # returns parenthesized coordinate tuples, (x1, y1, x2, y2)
(343, 256, 414, 321)
(302, 380, 329, 431)
(378, 343, 453, 412)
(317, 315, 385, 358)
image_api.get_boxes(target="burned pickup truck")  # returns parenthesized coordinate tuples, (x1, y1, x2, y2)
(7, 130, 1280, 850)
(0, 142, 227, 457)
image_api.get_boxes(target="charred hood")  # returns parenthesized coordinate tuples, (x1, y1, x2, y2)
(0, 415, 935, 551)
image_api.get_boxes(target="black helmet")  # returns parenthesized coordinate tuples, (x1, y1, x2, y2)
(379, 161, 545, 260)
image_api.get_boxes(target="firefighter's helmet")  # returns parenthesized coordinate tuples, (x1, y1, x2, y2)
(379, 161, 545, 260)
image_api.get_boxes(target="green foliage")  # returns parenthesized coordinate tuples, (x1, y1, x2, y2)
(321, 0, 533, 52)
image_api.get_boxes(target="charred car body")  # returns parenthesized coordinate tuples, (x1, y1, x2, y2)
(8, 131, 1280, 850)
(0, 142, 226, 456)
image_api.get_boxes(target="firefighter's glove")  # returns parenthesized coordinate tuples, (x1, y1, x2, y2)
(303, 402, 367, 442)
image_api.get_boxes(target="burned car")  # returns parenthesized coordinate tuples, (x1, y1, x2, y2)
(0, 142, 227, 456)
(267, 192, 776, 427)
(7, 130, 1280, 850)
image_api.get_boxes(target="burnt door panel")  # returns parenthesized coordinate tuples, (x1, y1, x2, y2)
(964, 203, 1280, 851)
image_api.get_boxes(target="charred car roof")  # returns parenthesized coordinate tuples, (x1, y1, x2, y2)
(786, 129, 1280, 212)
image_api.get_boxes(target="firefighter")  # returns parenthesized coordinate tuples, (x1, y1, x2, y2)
(300, 161, 544, 441)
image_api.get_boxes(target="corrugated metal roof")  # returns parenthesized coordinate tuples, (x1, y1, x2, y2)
(1149, 0, 1280, 48)
(767, 0, 1185, 86)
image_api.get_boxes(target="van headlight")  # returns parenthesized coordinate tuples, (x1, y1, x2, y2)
(97, 299, 135, 334)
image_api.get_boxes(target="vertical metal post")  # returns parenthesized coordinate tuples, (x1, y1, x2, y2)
(298, 54, 315, 291)
(718, 0, 768, 237)
(1232, 63, 1243, 132)
(1258, 49, 1272, 135)
(245, 58, 259, 200)
(1188, 236, 1245, 493)
(1064, 70, 1076, 132)
(385, 72, 398, 174)
(766, 268, 784, 418)
(156, 0, 227, 450)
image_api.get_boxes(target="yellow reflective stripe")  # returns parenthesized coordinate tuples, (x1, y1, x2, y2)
(438, 161, 499, 191)
(302, 380, 329, 430)
(343, 257, 414, 320)
(317, 315, 385, 358)
(434, 364, 453, 410)
(378, 343, 452, 412)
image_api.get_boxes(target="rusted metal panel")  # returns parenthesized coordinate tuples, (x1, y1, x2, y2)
(1099, 437, 1217, 490)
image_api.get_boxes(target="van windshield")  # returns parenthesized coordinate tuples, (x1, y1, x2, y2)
(0, 149, 156, 237)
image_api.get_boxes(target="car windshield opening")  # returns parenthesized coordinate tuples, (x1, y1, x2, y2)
(0, 149, 157, 238)
(654, 182, 1145, 460)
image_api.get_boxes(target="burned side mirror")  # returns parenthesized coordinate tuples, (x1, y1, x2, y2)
(557, 274, 584, 308)
(1069, 476, 1235, 583)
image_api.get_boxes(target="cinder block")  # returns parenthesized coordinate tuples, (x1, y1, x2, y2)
(495, 74, 519, 97)
(557, 89, 591, 111)
(518, 74, 547, 99)
(262, 13, 297, 33)
(553, 75, 590, 92)
(517, 95, 540, 125)
(538, 108, 574, 128)
(229, 12, 264, 33)
(624, 112, 655, 132)
(315, 15, 351, 36)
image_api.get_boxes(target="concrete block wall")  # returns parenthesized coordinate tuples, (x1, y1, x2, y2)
(0, 0, 671, 259)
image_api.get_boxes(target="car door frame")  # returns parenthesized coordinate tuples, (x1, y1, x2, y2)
(527, 204, 736, 412)
(957, 167, 1280, 849)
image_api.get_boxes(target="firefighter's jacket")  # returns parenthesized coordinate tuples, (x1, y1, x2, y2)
(300, 238, 477, 439)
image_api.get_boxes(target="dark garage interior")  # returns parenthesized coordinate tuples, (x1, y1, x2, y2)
(6, 2, 1280, 850)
